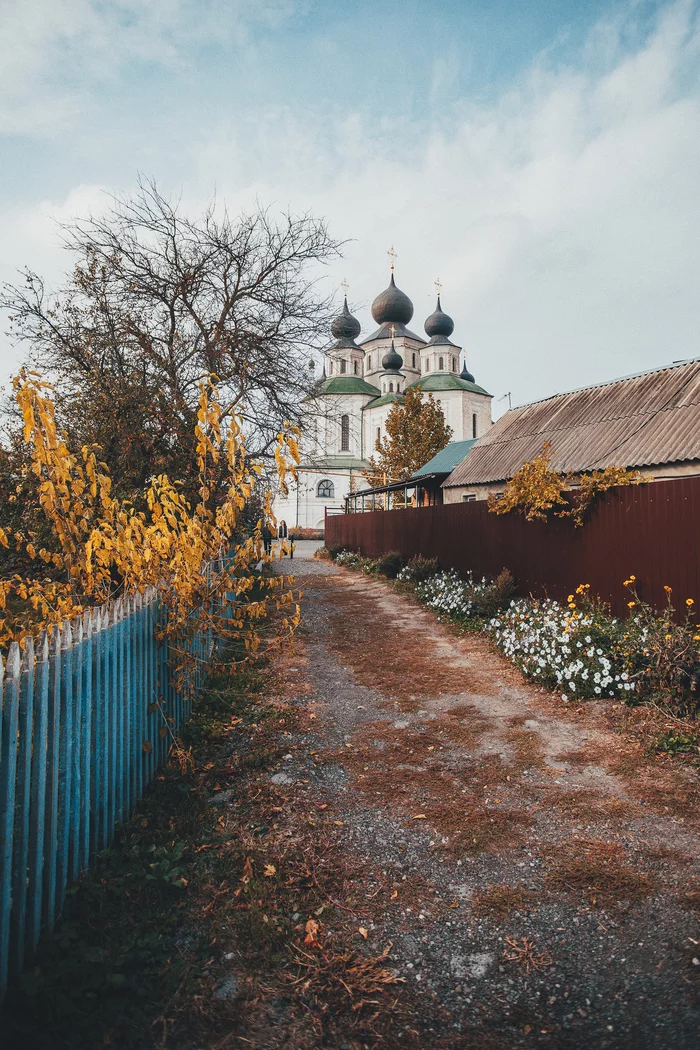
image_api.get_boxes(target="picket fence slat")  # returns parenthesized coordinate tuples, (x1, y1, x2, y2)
(0, 589, 216, 999)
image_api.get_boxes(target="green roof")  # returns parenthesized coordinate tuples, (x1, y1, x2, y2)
(317, 376, 381, 396)
(407, 373, 490, 395)
(298, 456, 367, 470)
(412, 439, 477, 478)
(363, 392, 405, 409)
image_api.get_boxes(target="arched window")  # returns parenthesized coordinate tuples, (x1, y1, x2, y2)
(439, 356, 444, 371)
(367, 354, 372, 370)
(452, 357, 456, 371)
(472, 412, 478, 439)
(341, 414, 350, 451)
(317, 479, 334, 498)
(412, 352, 416, 368)
(328, 360, 333, 375)
(389, 382, 394, 392)
(353, 360, 358, 374)
(340, 359, 347, 374)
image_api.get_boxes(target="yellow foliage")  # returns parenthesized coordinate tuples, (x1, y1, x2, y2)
(489, 441, 644, 525)
(1, 373, 301, 688)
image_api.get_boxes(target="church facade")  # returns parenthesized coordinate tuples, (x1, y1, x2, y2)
(273, 266, 493, 530)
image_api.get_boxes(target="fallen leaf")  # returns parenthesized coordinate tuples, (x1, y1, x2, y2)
(391, 890, 398, 899)
(333, 820, 344, 826)
(264, 864, 276, 877)
(413, 814, 426, 820)
(304, 919, 320, 946)
(359, 927, 368, 940)
(241, 857, 253, 883)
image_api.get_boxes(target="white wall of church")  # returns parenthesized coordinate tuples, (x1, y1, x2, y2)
(274, 468, 357, 530)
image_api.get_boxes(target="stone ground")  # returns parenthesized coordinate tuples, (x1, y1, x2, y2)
(264, 544, 700, 1048)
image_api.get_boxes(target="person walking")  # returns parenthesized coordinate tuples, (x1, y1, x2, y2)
(278, 519, 288, 556)
(262, 522, 272, 556)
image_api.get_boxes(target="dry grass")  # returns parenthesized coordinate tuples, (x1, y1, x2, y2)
(544, 837, 657, 905)
(470, 883, 538, 917)
(502, 936, 552, 973)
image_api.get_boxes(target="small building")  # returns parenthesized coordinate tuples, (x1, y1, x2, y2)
(345, 438, 476, 512)
(443, 359, 700, 503)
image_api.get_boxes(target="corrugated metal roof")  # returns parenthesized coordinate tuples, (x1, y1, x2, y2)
(413, 439, 476, 478)
(444, 359, 700, 487)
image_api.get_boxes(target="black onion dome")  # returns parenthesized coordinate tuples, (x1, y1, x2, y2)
(382, 338, 404, 373)
(371, 273, 414, 325)
(424, 296, 455, 339)
(331, 297, 361, 343)
(460, 360, 475, 383)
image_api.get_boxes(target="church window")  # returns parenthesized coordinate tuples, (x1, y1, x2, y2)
(452, 357, 456, 371)
(376, 427, 381, 445)
(317, 479, 334, 498)
(341, 414, 350, 451)
(472, 413, 477, 439)
(328, 360, 333, 375)
(340, 359, 347, 374)
(353, 360, 358, 374)
(367, 354, 371, 370)
(439, 356, 444, 371)
(389, 382, 393, 393)
(412, 352, 416, 368)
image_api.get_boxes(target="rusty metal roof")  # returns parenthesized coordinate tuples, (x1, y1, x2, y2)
(444, 359, 700, 487)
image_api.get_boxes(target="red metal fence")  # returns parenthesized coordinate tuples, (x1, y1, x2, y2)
(325, 476, 700, 617)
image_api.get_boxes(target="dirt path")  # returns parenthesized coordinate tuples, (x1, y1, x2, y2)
(5, 551, 699, 1050)
(273, 555, 700, 1049)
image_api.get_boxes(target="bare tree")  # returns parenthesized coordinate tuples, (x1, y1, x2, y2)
(1, 178, 341, 496)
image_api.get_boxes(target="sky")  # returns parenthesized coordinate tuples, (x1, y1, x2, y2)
(1, 0, 699, 413)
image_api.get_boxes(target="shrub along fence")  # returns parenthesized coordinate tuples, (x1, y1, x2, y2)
(326, 476, 700, 618)
(0, 588, 213, 999)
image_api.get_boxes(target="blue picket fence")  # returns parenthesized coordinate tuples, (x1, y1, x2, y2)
(0, 586, 214, 999)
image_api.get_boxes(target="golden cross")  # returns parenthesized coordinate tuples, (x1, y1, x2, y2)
(390, 324, 396, 339)
(387, 244, 397, 272)
(341, 278, 349, 297)
(434, 277, 442, 297)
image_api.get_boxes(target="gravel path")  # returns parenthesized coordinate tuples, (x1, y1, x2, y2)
(271, 551, 700, 1049)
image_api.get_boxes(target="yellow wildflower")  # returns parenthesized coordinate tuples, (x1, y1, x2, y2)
(627, 601, 635, 608)
(686, 598, 694, 606)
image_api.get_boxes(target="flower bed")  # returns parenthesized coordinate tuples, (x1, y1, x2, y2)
(325, 548, 700, 720)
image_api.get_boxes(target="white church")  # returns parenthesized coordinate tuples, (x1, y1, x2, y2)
(273, 261, 493, 530)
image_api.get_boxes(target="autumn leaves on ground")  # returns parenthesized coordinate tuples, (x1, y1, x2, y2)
(5, 550, 700, 1050)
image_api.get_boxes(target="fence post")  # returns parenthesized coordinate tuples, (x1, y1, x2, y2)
(28, 632, 49, 956)
(43, 626, 61, 932)
(56, 621, 73, 911)
(0, 643, 20, 999)
(11, 638, 35, 974)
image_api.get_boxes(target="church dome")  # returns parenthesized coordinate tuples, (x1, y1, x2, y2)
(371, 274, 414, 325)
(424, 296, 454, 339)
(331, 297, 361, 342)
(382, 338, 403, 373)
(460, 360, 475, 383)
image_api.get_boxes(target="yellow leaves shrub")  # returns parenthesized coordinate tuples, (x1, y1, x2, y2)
(489, 441, 644, 525)
(1, 373, 301, 687)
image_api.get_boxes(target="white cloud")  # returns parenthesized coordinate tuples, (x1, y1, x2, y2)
(2, 0, 700, 412)
(0, 0, 304, 133)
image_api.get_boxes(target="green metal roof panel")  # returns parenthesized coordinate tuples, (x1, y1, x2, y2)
(316, 376, 381, 396)
(412, 439, 477, 478)
(364, 392, 405, 409)
(406, 373, 491, 395)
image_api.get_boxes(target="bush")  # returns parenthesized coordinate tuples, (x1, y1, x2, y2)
(412, 568, 515, 623)
(289, 527, 324, 540)
(376, 551, 407, 579)
(396, 556, 440, 583)
(326, 544, 345, 561)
